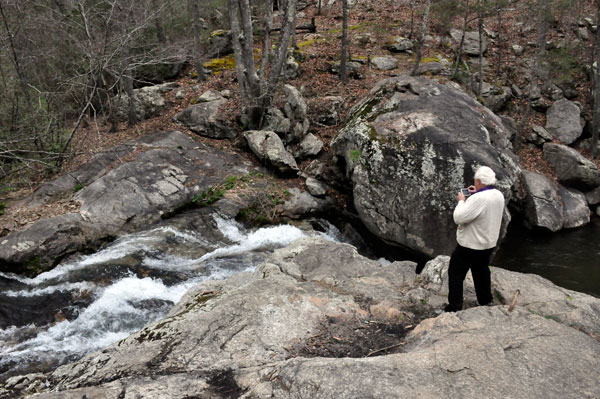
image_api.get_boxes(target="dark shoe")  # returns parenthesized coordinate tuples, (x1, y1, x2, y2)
(443, 304, 460, 313)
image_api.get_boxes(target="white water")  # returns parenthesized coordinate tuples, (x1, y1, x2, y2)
(0, 217, 334, 379)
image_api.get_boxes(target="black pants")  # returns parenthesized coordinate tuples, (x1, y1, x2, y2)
(447, 244, 494, 311)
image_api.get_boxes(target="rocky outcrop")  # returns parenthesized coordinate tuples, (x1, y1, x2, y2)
(331, 75, 520, 257)
(543, 142, 600, 191)
(0, 131, 254, 272)
(4, 237, 599, 399)
(545, 99, 583, 144)
(173, 91, 235, 139)
(558, 186, 590, 228)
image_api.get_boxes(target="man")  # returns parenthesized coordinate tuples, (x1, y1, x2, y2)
(444, 166, 505, 312)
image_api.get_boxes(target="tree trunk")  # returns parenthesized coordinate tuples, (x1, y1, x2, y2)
(452, 20, 468, 80)
(317, 0, 322, 16)
(411, 0, 431, 76)
(228, 0, 250, 105)
(496, 7, 502, 76)
(191, 0, 206, 82)
(340, 0, 348, 83)
(151, 0, 167, 43)
(592, 1, 600, 159)
(260, 0, 274, 87)
(409, 0, 418, 40)
(477, 5, 484, 97)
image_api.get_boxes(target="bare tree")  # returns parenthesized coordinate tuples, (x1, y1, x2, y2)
(592, 0, 600, 159)
(411, 0, 432, 76)
(340, 0, 349, 83)
(190, 0, 207, 82)
(228, 0, 298, 128)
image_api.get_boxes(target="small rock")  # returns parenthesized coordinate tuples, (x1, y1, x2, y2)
(175, 90, 185, 100)
(371, 56, 398, 71)
(294, 133, 323, 159)
(512, 44, 524, 56)
(577, 27, 590, 41)
(198, 90, 223, 102)
(387, 37, 413, 53)
(305, 177, 328, 197)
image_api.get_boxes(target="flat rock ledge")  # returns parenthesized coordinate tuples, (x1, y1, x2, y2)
(4, 237, 599, 399)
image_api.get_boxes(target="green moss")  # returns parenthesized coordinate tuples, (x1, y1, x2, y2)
(193, 186, 225, 207)
(349, 149, 361, 162)
(0, 202, 5, 216)
(297, 39, 316, 49)
(73, 183, 85, 192)
(210, 29, 227, 37)
(421, 56, 440, 63)
(203, 55, 236, 73)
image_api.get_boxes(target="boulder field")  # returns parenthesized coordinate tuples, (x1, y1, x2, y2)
(2, 237, 598, 398)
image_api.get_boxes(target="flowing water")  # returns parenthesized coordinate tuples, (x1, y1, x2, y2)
(0, 216, 342, 382)
(493, 216, 600, 298)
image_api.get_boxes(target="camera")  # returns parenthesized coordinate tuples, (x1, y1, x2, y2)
(461, 188, 471, 197)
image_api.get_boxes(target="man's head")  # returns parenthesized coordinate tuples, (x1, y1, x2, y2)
(474, 166, 497, 188)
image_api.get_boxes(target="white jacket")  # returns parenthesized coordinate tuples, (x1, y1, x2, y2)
(453, 188, 505, 250)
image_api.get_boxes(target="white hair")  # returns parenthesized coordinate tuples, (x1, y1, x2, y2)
(474, 166, 497, 186)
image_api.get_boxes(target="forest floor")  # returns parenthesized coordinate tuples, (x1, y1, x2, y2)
(1, 0, 599, 234)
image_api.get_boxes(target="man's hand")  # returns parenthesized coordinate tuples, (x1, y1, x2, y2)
(457, 191, 465, 201)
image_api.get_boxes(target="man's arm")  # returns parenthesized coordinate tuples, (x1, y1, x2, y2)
(453, 196, 484, 225)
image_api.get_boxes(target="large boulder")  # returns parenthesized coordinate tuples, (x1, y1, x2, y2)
(113, 82, 177, 121)
(331, 75, 520, 257)
(545, 99, 583, 144)
(519, 170, 564, 231)
(0, 131, 253, 272)
(243, 130, 299, 174)
(558, 186, 590, 228)
(450, 29, 489, 55)
(173, 92, 235, 139)
(5, 238, 600, 399)
(543, 143, 600, 190)
(518, 170, 590, 231)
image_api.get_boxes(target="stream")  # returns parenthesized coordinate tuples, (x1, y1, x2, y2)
(0, 216, 343, 382)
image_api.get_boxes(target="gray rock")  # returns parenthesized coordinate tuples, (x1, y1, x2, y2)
(294, 133, 323, 159)
(0, 131, 252, 272)
(520, 170, 563, 231)
(371, 56, 398, 71)
(531, 96, 552, 112)
(387, 37, 413, 53)
(175, 90, 185, 100)
(114, 82, 177, 121)
(329, 61, 364, 79)
(418, 61, 444, 75)
(10, 238, 600, 399)
(558, 186, 590, 228)
(512, 44, 524, 56)
(585, 186, 600, 205)
(243, 130, 298, 174)
(543, 142, 600, 190)
(283, 84, 308, 121)
(545, 99, 583, 144)
(484, 86, 513, 112)
(207, 29, 233, 58)
(285, 56, 301, 79)
(316, 96, 343, 126)
(280, 188, 332, 218)
(263, 108, 291, 136)
(577, 26, 590, 40)
(331, 75, 520, 257)
(544, 84, 564, 101)
(173, 96, 235, 139)
(197, 90, 223, 102)
(305, 177, 328, 197)
(450, 29, 488, 55)
(527, 125, 553, 146)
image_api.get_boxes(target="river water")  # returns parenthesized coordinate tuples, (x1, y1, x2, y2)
(493, 215, 600, 298)
(1, 213, 598, 382)
(0, 216, 344, 382)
